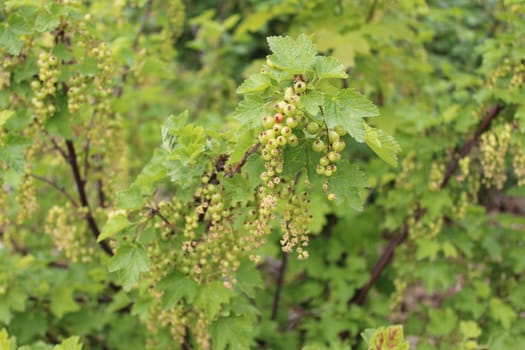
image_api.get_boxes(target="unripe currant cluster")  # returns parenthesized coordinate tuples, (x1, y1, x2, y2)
(280, 187, 312, 260)
(15, 173, 38, 225)
(195, 179, 230, 223)
(480, 124, 511, 189)
(67, 75, 88, 113)
(92, 43, 113, 117)
(512, 143, 525, 186)
(308, 123, 346, 178)
(155, 198, 182, 238)
(456, 156, 471, 182)
(32, 52, 59, 120)
(45, 205, 95, 263)
(258, 79, 306, 188)
(428, 162, 445, 191)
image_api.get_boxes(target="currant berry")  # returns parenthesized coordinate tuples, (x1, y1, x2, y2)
(332, 140, 346, 152)
(288, 134, 299, 147)
(276, 135, 287, 146)
(283, 104, 296, 116)
(306, 122, 320, 134)
(275, 101, 287, 113)
(312, 139, 326, 153)
(274, 113, 284, 124)
(334, 125, 347, 136)
(281, 126, 292, 136)
(319, 156, 329, 167)
(262, 116, 274, 129)
(327, 193, 337, 201)
(316, 164, 325, 175)
(328, 130, 340, 143)
(272, 124, 282, 134)
(294, 80, 306, 93)
(327, 151, 341, 162)
(286, 117, 298, 129)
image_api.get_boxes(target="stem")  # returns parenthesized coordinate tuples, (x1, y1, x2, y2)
(271, 252, 289, 321)
(30, 173, 78, 207)
(65, 140, 113, 256)
(349, 104, 503, 306)
(133, 0, 154, 50)
(225, 143, 261, 177)
(366, 0, 379, 23)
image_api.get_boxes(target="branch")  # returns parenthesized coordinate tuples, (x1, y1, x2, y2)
(225, 143, 261, 178)
(271, 252, 288, 321)
(30, 173, 78, 207)
(366, 0, 379, 23)
(65, 140, 114, 256)
(349, 104, 504, 306)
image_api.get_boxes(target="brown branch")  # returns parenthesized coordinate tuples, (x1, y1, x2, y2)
(65, 140, 114, 256)
(225, 143, 261, 178)
(30, 173, 78, 207)
(271, 252, 288, 321)
(349, 104, 504, 306)
(366, 0, 379, 23)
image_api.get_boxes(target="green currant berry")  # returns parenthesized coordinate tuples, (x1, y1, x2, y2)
(319, 156, 329, 167)
(258, 131, 269, 144)
(288, 134, 299, 147)
(262, 115, 274, 129)
(327, 193, 337, 201)
(275, 101, 287, 113)
(286, 117, 298, 128)
(312, 139, 326, 153)
(327, 151, 341, 162)
(294, 80, 306, 93)
(284, 104, 296, 116)
(281, 126, 291, 136)
(273, 124, 282, 133)
(289, 94, 300, 104)
(334, 125, 347, 136)
(284, 87, 295, 101)
(276, 135, 287, 146)
(328, 130, 340, 143)
(306, 122, 320, 134)
(324, 169, 333, 177)
(316, 164, 325, 175)
(332, 140, 346, 152)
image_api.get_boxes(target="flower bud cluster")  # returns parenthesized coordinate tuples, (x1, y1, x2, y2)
(456, 156, 470, 182)
(428, 162, 445, 191)
(16, 174, 38, 225)
(480, 124, 511, 189)
(280, 188, 312, 259)
(32, 52, 59, 121)
(67, 74, 88, 113)
(512, 144, 525, 186)
(45, 205, 95, 262)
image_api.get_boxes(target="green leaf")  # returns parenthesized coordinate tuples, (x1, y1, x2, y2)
(232, 95, 270, 129)
(299, 90, 324, 117)
(98, 211, 134, 242)
(267, 34, 317, 73)
(490, 298, 517, 329)
(459, 321, 482, 339)
(194, 281, 232, 321)
(35, 10, 60, 32)
(327, 160, 367, 211)
(50, 288, 80, 318)
(0, 135, 31, 173)
(158, 272, 198, 309)
(236, 73, 271, 94)
(364, 124, 401, 167)
(426, 308, 457, 336)
(314, 56, 348, 79)
(209, 316, 253, 350)
(53, 336, 83, 350)
(363, 325, 409, 350)
(324, 89, 379, 142)
(108, 244, 150, 291)
(0, 27, 24, 55)
(0, 110, 15, 128)
(234, 263, 263, 298)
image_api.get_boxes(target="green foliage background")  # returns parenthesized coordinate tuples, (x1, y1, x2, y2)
(1, 0, 524, 349)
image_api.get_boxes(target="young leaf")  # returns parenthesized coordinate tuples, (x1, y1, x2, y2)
(194, 281, 233, 321)
(98, 211, 134, 242)
(328, 160, 367, 211)
(232, 94, 270, 128)
(267, 34, 317, 73)
(236, 73, 271, 94)
(108, 244, 150, 291)
(314, 56, 348, 79)
(53, 336, 83, 350)
(364, 124, 401, 167)
(158, 272, 198, 309)
(324, 89, 379, 142)
(209, 316, 253, 350)
(35, 10, 60, 33)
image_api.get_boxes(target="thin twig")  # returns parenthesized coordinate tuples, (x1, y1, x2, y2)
(225, 143, 261, 177)
(30, 173, 78, 207)
(349, 104, 504, 306)
(271, 252, 288, 321)
(366, 0, 379, 23)
(65, 140, 114, 256)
